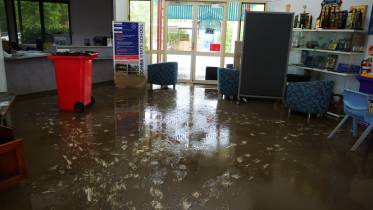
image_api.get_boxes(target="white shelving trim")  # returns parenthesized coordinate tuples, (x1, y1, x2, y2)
(291, 47, 364, 55)
(289, 64, 358, 77)
(292, 28, 367, 33)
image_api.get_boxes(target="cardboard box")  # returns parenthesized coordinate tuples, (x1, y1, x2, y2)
(234, 41, 243, 70)
(0, 126, 27, 190)
(114, 72, 147, 89)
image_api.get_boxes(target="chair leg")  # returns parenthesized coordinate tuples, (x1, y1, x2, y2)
(328, 115, 350, 139)
(352, 118, 358, 138)
(173, 84, 176, 90)
(307, 114, 311, 123)
(350, 124, 373, 151)
(287, 108, 291, 117)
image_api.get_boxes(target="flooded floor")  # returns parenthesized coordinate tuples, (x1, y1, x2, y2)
(1, 84, 373, 210)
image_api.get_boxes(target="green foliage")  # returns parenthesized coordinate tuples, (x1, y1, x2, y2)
(16, 1, 69, 44)
(0, 0, 7, 34)
(168, 29, 189, 49)
(44, 3, 69, 35)
(225, 24, 233, 53)
(130, 1, 151, 50)
(18, 1, 41, 43)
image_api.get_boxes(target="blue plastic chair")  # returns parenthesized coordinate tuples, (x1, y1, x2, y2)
(328, 89, 372, 151)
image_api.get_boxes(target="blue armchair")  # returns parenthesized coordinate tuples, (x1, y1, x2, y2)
(147, 62, 178, 89)
(286, 80, 334, 116)
(217, 67, 240, 99)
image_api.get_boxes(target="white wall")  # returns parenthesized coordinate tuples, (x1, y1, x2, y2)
(0, 28, 7, 92)
(114, 0, 129, 21)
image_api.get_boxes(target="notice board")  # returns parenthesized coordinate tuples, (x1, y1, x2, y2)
(239, 12, 293, 99)
(112, 21, 145, 75)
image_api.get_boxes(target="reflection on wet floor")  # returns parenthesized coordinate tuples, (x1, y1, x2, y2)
(1, 84, 373, 210)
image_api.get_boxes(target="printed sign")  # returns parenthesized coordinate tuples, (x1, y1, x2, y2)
(112, 21, 145, 74)
(210, 43, 221, 52)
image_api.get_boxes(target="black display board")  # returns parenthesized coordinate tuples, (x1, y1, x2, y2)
(239, 12, 293, 99)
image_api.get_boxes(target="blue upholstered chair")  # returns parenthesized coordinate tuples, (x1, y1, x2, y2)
(286, 80, 334, 117)
(328, 89, 373, 151)
(226, 64, 234, 69)
(147, 62, 178, 89)
(217, 67, 240, 98)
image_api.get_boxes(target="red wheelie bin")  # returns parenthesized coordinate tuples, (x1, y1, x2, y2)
(48, 53, 98, 112)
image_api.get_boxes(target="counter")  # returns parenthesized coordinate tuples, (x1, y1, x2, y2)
(5, 49, 114, 95)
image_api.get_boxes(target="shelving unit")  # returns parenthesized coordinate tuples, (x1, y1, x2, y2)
(289, 28, 366, 77)
(289, 29, 367, 118)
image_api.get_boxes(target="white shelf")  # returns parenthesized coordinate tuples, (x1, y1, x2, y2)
(292, 48, 364, 55)
(293, 28, 367, 33)
(289, 65, 358, 77)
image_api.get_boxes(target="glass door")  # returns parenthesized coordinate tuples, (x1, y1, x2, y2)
(164, 2, 194, 81)
(194, 3, 225, 83)
(164, 2, 226, 84)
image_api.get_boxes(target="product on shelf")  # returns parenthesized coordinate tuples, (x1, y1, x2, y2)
(336, 39, 352, 52)
(294, 5, 313, 29)
(314, 1, 367, 30)
(361, 58, 373, 78)
(336, 63, 361, 73)
(325, 54, 338, 70)
(347, 5, 368, 30)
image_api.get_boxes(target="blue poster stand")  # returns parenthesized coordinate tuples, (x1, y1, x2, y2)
(112, 21, 145, 75)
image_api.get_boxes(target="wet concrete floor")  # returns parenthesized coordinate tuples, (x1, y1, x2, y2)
(1, 84, 373, 210)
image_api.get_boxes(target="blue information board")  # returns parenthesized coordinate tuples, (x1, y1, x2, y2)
(113, 21, 145, 74)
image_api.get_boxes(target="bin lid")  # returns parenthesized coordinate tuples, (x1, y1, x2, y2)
(48, 53, 98, 60)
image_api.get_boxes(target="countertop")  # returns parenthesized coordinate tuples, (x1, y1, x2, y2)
(4, 52, 49, 61)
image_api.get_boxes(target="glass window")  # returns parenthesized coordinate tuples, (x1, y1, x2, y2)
(240, 3, 265, 40)
(44, 2, 70, 45)
(130, 0, 151, 51)
(0, 0, 9, 41)
(14, 0, 71, 46)
(197, 4, 224, 53)
(152, 0, 159, 51)
(225, 2, 240, 53)
(16, 0, 41, 44)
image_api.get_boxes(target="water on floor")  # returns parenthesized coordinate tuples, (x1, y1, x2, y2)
(1, 84, 373, 210)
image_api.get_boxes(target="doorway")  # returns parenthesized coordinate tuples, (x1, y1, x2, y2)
(164, 1, 226, 84)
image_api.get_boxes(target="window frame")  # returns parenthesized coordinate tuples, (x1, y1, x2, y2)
(14, 0, 72, 46)
(129, 0, 152, 52)
(1, 0, 10, 39)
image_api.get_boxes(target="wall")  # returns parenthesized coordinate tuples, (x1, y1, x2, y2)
(114, 0, 129, 21)
(0, 28, 7, 92)
(70, 0, 114, 45)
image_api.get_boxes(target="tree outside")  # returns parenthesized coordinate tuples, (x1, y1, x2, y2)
(0, 0, 8, 39)
(15, 1, 69, 44)
(130, 0, 151, 51)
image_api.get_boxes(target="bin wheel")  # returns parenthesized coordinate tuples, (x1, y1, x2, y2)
(87, 96, 95, 107)
(74, 102, 85, 113)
